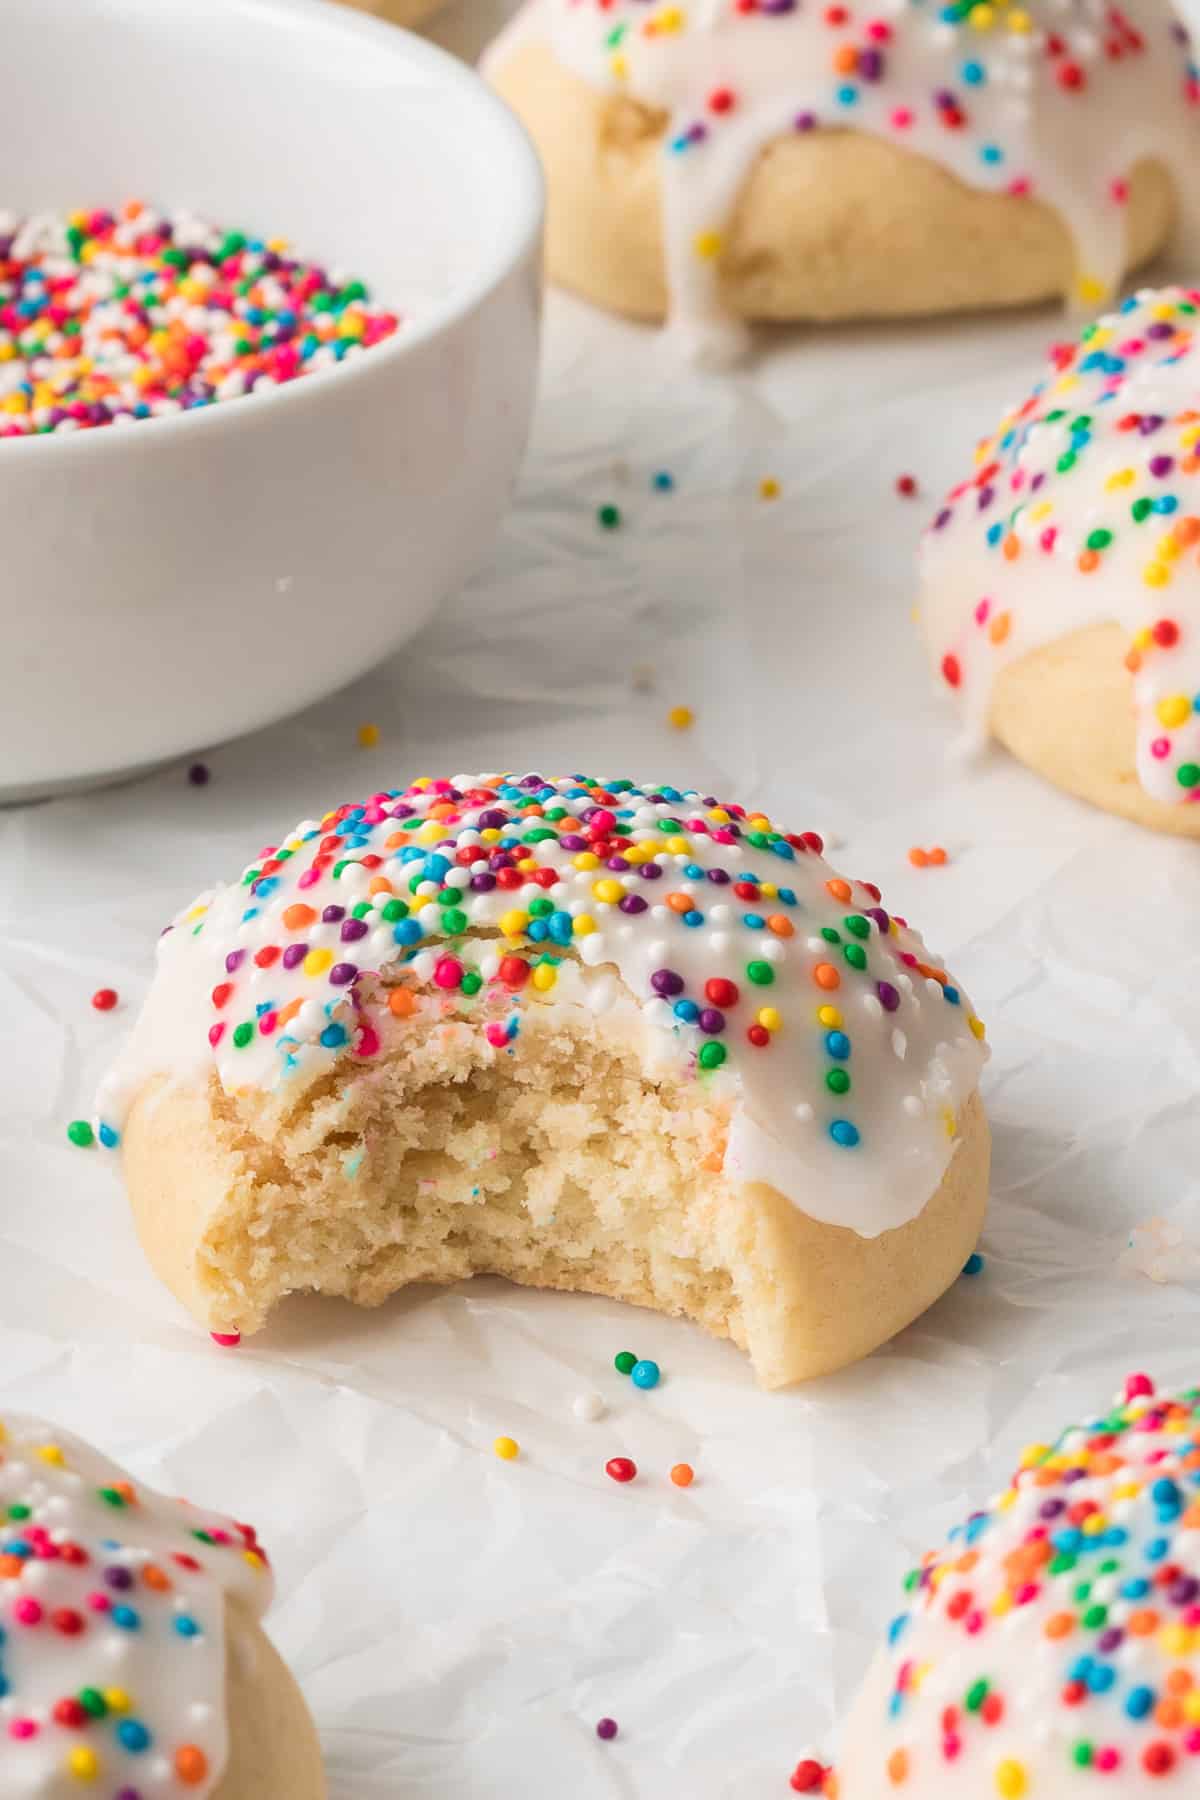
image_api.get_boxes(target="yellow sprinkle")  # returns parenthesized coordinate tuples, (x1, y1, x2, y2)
(693, 229, 723, 261)
(1076, 273, 1109, 307)
(1105, 468, 1136, 490)
(708, 808, 731, 824)
(817, 1005, 842, 1028)
(760, 882, 778, 899)
(610, 52, 628, 77)
(516, 857, 538, 873)
(1160, 1623, 1192, 1656)
(969, 1016, 986, 1040)
(757, 1007, 781, 1031)
(102, 1689, 130, 1714)
(1006, 7, 1031, 28)
(37, 1444, 65, 1467)
(357, 722, 380, 749)
(572, 915, 596, 937)
(67, 1748, 100, 1781)
(493, 1436, 519, 1461)
(498, 909, 529, 938)
(969, 1, 994, 25)
(995, 1759, 1028, 1798)
(1181, 424, 1200, 448)
(531, 964, 557, 992)
(1182, 1692, 1200, 1724)
(480, 828, 501, 843)
(667, 705, 694, 730)
(1144, 562, 1171, 588)
(573, 851, 601, 871)
(244, 1548, 267, 1570)
(416, 820, 444, 843)
(1019, 1442, 1050, 1468)
(991, 1589, 1013, 1616)
(303, 948, 333, 978)
(1133, 627, 1152, 649)
(942, 1107, 957, 1139)
(1156, 694, 1191, 729)
(759, 477, 780, 500)
(592, 878, 624, 905)
(666, 836, 690, 855)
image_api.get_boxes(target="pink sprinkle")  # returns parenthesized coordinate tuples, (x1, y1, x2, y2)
(974, 598, 991, 625)
(354, 1025, 381, 1059)
(208, 1022, 226, 1048)
(8, 1719, 37, 1741)
(1151, 737, 1171, 759)
(965, 1610, 985, 1635)
(86, 1592, 111, 1613)
(1184, 1728, 1200, 1755)
(1008, 176, 1033, 197)
(211, 1331, 242, 1348)
(13, 1599, 42, 1626)
(866, 18, 891, 38)
(297, 868, 321, 889)
(890, 106, 914, 128)
(258, 1011, 278, 1036)
(485, 1022, 509, 1048)
(1039, 527, 1058, 553)
(1096, 1748, 1121, 1772)
(942, 1735, 961, 1761)
(434, 957, 464, 990)
(1110, 178, 1129, 204)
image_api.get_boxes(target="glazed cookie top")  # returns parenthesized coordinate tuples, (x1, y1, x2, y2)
(921, 286, 1200, 809)
(847, 1375, 1200, 1795)
(487, 0, 1198, 344)
(0, 1413, 272, 1799)
(98, 774, 988, 1237)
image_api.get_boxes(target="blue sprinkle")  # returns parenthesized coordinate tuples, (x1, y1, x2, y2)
(112, 1606, 140, 1632)
(674, 1000, 700, 1023)
(743, 912, 764, 930)
(962, 1252, 985, 1276)
(979, 143, 1003, 165)
(393, 920, 423, 947)
(117, 1720, 152, 1753)
(1087, 1664, 1116, 1694)
(830, 1119, 860, 1148)
(961, 58, 985, 83)
(631, 1359, 660, 1390)
(943, 986, 961, 1005)
(320, 1023, 348, 1049)
(652, 471, 675, 491)
(1125, 1686, 1155, 1719)
(683, 910, 704, 927)
(836, 82, 859, 105)
(825, 1031, 851, 1060)
(98, 1123, 120, 1150)
(174, 1616, 201, 1639)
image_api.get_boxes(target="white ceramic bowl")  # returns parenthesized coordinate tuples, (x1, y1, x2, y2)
(2, 0, 543, 800)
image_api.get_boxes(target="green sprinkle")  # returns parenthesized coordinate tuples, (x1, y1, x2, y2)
(1178, 763, 1200, 789)
(597, 504, 621, 530)
(965, 1679, 989, 1713)
(1132, 497, 1153, 522)
(820, 927, 841, 944)
(528, 896, 554, 916)
(843, 943, 868, 971)
(1057, 451, 1076, 475)
(843, 915, 870, 938)
(1082, 1604, 1107, 1630)
(441, 908, 468, 935)
(78, 1689, 107, 1719)
(745, 960, 774, 985)
(826, 1069, 851, 1095)
(98, 1487, 127, 1509)
(614, 1351, 637, 1375)
(232, 1022, 254, 1048)
(460, 970, 483, 997)
(698, 1040, 727, 1070)
(7, 1504, 30, 1521)
(381, 898, 409, 922)
(1085, 528, 1113, 551)
(1072, 1743, 1093, 1768)
(67, 1119, 94, 1149)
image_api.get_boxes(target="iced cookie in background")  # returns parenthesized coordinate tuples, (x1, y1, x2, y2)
(837, 1374, 1200, 1797)
(922, 285, 1200, 837)
(0, 1412, 325, 1799)
(95, 773, 990, 1389)
(483, 0, 1197, 352)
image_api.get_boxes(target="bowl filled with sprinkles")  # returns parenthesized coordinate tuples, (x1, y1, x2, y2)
(1, 0, 543, 801)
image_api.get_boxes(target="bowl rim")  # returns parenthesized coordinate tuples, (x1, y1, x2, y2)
(0, 0, 545, 465)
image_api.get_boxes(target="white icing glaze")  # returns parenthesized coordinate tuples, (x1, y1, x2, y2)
(921, 285, 1200, 807)
(838, 1375, 1200, 1796)
(485, 0, 1198, 347)
(97, 774, 987, 1238)
(0, 1413, 272, 1799)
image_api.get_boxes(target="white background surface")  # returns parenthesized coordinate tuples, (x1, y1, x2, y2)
(3, 3, 1200, 1792)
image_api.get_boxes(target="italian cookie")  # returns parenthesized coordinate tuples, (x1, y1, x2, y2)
(837, 1373, 1200, 1797)
(923, 285, 1200, 836)
(96, 774, 990, 1389)
(0, 1411, 324, 1799)
(484, 0, 1198, 347)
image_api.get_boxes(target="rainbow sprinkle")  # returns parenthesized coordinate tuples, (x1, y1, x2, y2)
(0, 201, 399, 438)
(854, 1375, 1200, 1792)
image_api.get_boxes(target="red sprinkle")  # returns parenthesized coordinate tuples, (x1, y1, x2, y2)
(210, 1331, 242, 1349)
(896, 474, 918, 497)
(605, 1457, 637, 1484)
(90, 988, 118, 1012)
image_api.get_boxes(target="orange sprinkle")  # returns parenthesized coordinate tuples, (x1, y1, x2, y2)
(384, 830, 411, 849)
(175, 1747, 209, 1786)
(387, 988, 417, 1018)
(887, 1749, 909, 1786)
(767, 914, 795, 937)
(1125, 649, 1143, 672)
(929, 847, 948, 866)
(142, 1565, 171, 1592)
(825, 878, 852, 902)
(1167, 1669, 1194, 1695)
(1045, 1612, 1074, 1640)
(281, 903, 316, 931)
(0, 1554, 24, 1580)
(367, 876, 394, 896)
(670, 1463, 695, 1487)
(277, 998, 304, 1029)
(1002, 534, 1020, 561)
(666, 892, 693, 913)
(908, 847, 929, 868)
(989, 612, 1012, 644)
(1173, 516, 1200, 547)
(833, 43, 858, 71)
(1129, 1609, 1161, 1637)
(813, 963, 841, 991)
(1078, 550, 1100, 573)
(1155, 1698, 1184, 1729)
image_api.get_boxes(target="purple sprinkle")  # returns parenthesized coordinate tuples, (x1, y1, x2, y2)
(651, 968, 684, 998)
(117, 1790, 143, 1800)
(477, 810, 507, 830)
(1170, 1576, 1200, 1606)
(596, 1718, 619, 1741)
(559, 834, 587, 852)
(1147, 321, 1175, 340)
(104, 1567, 134, 1590)
(322, 905, 346, 924)
(760, 0, 796, 13)
(187, 761, 210, 786)
(340, 919, 369, 942)
(606, 856, 630, 871)
(934, 87, 956, 109)
(282, 944, 308, 971)
(705, 867, 730, 884)
(1149, 454, 1174, 478)
(977, 485, 995, 512)
(224, 949, 246, 974)
(866, 907, 890, 933)
(1062, 1467, 1086, 1485)
(639, 862, 664, 880)
(794, 109, 817, 131)
(698, 1008, 725, 1034)
(521, 774, 544, 790)
(1039, 1498, 1066, 1519)
(933, 508, 952, 531)
(1138, 414, 1164, 436)
(876, 981, 900, 1013)
(329, 963, 359, 987)
(470, 873, 496, 892)
(1097, 1627, 1124, 1654)
(688, 122, 709, 144)
(1030, 472, 1046, 492)
(857, 47, 884, 79)
(619, 894, 648, 914)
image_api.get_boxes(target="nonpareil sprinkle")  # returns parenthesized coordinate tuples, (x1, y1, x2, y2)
(0, 202, 400, 439)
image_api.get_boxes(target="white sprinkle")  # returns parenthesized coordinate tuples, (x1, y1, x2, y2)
(573, 1393, 605, 1422)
